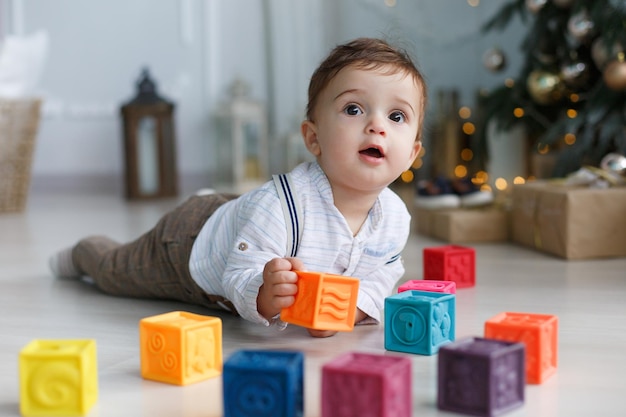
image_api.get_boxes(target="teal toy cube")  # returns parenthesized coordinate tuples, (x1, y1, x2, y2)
(385, 290, 455, 355)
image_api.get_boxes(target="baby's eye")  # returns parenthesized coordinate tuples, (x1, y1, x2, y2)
(344, 104, 363, 116)
(389, 111, 406, 123)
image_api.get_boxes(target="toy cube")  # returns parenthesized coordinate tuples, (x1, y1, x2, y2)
(438, 337, 525, 417)
(322, 352, 411, 417)
(223, 350, 303, 417)
(484, 312, 558, 384)
(385, 290, 455, 355)
(398, 279, 456, 294)
(280, 271, 359, 331)
(423, 245, 475, 288)
(19, 339, 98, 416)
(139, 311, 222, 385)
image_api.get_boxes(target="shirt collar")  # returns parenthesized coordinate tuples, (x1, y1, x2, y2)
(309, 161, 384, 232)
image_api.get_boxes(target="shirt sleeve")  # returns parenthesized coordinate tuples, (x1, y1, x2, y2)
(220, 188, 289, 325)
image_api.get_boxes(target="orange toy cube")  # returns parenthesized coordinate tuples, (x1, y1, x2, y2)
(484, 312, 558, 384)
(139, 311, 222, 385)
(280, 271, 360, 331)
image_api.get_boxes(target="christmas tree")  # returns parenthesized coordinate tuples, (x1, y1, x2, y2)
(475, 0, 626, 178)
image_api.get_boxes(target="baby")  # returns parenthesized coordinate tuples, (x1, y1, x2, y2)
(49, 37, 427, 338)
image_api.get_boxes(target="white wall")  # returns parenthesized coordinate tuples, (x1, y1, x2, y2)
(0, 0, 525, 193)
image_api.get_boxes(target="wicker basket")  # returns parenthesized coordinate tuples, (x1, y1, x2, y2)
(0, 99, 42, 212)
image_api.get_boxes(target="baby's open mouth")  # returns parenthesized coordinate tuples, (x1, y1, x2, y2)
(359, 147, 384, 158)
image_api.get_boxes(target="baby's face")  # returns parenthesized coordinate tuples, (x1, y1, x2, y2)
(302, 65, 423, 195)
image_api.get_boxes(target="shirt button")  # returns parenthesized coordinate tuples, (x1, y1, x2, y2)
(238, 242, 248, 251)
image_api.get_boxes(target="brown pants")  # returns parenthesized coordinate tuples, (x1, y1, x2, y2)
(72, 193, 240, 314)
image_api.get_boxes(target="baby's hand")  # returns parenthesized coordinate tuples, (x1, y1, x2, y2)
(257, 257, 303, 321)
(307, 329, 338, 338)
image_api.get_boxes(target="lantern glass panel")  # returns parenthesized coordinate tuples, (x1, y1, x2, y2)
(216, 120, 235, 185)
(244, 122, 261, 179)
(137, 116, 159, 195)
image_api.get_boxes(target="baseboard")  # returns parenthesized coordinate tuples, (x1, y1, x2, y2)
(29, 172, 214, 196)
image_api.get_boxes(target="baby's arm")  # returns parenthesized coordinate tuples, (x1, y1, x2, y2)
(257, 259, 369, 338)
(256, 257, 303, 321)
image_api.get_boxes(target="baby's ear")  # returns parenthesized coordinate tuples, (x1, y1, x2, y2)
(301, 120, 321, 157)
(406, 140, 422, 170)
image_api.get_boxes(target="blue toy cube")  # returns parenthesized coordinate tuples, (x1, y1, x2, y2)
(438, 337, 525, 417)
(385, 290, 455, 355)
(223, 350, 303, 417)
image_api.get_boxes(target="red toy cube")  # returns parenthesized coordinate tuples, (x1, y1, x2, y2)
(322, 352, 411, 417)
(423, 245, 475, 288)
(484, 312, 558, 384)
(398, 279, 456, 294)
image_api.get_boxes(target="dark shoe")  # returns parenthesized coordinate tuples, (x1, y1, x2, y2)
(415, 177, 461, 209)
(450, 177, 494, 207)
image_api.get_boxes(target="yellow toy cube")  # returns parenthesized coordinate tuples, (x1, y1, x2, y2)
(19, 339, 98, 416)
(280, 271, 360, 331)
(139, 311, 222, 385)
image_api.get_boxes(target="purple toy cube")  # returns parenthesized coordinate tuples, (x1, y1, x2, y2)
(438, 337, 525, 417)
(398, 279, 456, 294)
(322, 352, 411, 417)
(423, 245, 475, 288)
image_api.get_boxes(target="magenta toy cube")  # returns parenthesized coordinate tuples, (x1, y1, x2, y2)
(398, 279, 456, 294)
(438, 337, 525, 417)
(322, 352, 411, 417)
(423, 245, 475, 288)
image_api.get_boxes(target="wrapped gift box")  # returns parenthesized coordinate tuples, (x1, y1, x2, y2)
(414, 207, 509, 243)
(510, 181, 626, 259)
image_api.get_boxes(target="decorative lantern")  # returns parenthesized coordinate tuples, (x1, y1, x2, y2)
(215, 78, 268, 192)
(120, 68, 178, 199)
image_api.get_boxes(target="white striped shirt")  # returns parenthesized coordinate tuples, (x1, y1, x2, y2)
(188, 162, 411, 326)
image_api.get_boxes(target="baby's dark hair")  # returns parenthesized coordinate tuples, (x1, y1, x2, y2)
(306, 37, 428, 142)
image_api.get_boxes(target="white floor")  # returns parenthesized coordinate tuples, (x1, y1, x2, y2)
(1, 189, 626, 417)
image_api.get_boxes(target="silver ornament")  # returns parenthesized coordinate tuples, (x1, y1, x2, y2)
(568, 10, 595, 43)
(600, 153, 626, 178)
(526, 0, 547, 14)
(483, 48, 507, 72)
(560, 61, 589, 87)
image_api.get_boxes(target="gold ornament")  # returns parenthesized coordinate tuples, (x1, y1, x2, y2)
(603, 58, 626, 91)
(527, 70, 563, 105)
(592, 38, 625, 70)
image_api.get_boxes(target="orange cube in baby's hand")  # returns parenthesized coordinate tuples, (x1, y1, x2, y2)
(139, 311, 222, 385)
(280, 271, 360, 331)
